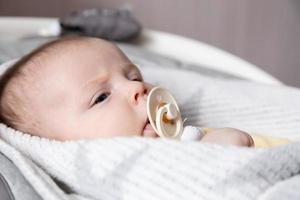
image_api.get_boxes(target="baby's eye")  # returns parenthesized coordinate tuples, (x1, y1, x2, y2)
(94, 92, 110, 105)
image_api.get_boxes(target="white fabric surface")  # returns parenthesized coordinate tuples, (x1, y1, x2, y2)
(1, 126, 300, 200)
(0, 61, 300, 199)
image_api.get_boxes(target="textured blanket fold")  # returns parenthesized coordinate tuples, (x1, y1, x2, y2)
(1, 61, 300, 199)
(1, 125, 300, 200)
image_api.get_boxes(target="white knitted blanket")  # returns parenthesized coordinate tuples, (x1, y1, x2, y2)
(1, 63, 300, 199)
(1, 126, 300, 200)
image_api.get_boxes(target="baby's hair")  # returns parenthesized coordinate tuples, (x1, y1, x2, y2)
(0, 36, 90, 133)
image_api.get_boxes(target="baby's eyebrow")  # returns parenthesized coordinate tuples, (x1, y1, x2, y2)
(79, 63, 140, 105)
(81, 70, 109, 92)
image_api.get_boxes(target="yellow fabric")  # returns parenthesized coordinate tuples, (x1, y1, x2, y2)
(250, 134, 291, 148)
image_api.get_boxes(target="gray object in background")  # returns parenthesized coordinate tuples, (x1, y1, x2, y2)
(60, 8, 142, 41)
(0, 0, 299, 87)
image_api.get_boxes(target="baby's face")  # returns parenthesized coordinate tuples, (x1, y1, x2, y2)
(28, 38, 157, 140)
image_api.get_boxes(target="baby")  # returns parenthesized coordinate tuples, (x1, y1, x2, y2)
(0, 37, 253, 147)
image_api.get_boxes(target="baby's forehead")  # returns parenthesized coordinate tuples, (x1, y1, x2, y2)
(24, 38, 138, 90)
(23, 39, 125, 74)
(17, 38, 141, 96)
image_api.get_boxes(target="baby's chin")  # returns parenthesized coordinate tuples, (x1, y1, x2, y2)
(142, 122, 159, 138)
(143, 130, 158, 138)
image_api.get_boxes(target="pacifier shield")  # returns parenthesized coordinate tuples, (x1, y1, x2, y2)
(147, 87, 183, 139)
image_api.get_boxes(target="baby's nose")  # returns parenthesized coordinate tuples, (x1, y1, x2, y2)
(129, 82, 148, 104)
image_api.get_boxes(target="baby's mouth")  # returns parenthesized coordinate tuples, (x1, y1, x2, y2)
(142, 119, 158, 137)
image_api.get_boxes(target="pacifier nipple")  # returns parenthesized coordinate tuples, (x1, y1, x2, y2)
(165, 103, 177, 120)
(147, 86, 183, 139)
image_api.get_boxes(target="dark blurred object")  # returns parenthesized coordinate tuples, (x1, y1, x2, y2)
(60, 8, 142, 41)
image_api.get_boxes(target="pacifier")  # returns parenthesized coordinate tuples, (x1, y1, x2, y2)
(147, 86, 183, 139)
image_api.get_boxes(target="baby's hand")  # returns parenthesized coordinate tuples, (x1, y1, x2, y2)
(200, 128, 254, 147)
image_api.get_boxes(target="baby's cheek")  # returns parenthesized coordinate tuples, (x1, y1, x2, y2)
(112, 122, 141, 137)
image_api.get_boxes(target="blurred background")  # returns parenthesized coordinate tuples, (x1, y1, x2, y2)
(0, 0, 300, 87)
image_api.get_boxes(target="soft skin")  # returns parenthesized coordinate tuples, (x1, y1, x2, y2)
(13, 38, 158, 140)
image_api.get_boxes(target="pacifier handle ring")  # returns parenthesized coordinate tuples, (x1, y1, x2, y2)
(156, 104, 182, 139)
